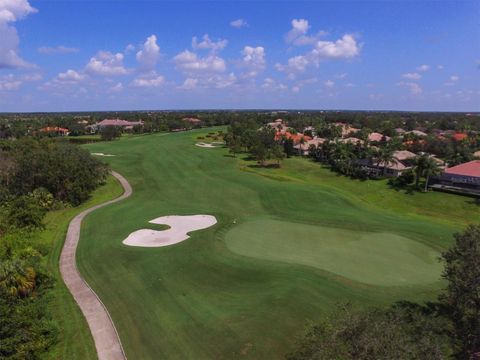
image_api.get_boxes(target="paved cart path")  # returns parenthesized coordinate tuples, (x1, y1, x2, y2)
(60, 171, 131, 360)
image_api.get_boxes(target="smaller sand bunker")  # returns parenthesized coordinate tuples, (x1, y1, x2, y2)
(123, 215, 217, 247)
(92, 152, 116, 157)
(195, 142, 223, 148)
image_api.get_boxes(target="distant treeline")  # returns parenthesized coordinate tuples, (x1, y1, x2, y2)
(1, 110, 479, 139)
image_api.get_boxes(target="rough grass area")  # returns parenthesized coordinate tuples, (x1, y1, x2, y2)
(42, 175, 124, 360)
(73, 127, 478, 359)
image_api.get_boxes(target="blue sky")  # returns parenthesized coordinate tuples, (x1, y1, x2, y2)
(0, 0, 479, 112)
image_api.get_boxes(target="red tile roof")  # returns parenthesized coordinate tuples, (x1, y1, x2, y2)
(275, 131, 312, 144)
(445, 160, 480, 178)
(452, 133, 468, 141)
(40, 126, 69, 133)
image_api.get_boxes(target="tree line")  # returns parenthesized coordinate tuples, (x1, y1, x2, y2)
(0, 138, 108, 359)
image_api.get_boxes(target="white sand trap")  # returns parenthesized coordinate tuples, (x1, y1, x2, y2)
(92, 152, 116, 157)
(123, 215, 217, 247)
(195, 142, 218, 148)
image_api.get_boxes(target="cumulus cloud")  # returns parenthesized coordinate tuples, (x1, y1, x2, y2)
(192, 34, 228, 52)
(136, 35, 160, 72)
(416, 64, 430, 72)
(398, 81, 422, 95)
(450, 75, 459, 81)
(131, 71, 165, 87)
(402, 72, 421, 80)
(0, 0, 37, 68)
(230, 18, 248, 28)
(38, 45, 79, 54)
(85, 51, 129, 76)
(261, 77, 287, 91)
(109, 82, 123, 92)
(0, 74, 21, 90)
(277, 25, 361, 77)
(241, 46, 265, 77)
(285, 18, 327, 46)
(174, 50, 226, 73)
(324, 79, 335, 87)
(178, 77, 198, 90)
(57, 69, 86, 82)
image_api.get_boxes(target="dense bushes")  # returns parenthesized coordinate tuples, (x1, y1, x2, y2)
(1, 138, 108, 206)
(0, 138, 108, 359)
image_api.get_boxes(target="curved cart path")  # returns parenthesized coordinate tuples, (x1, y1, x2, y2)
(60, 171, 131, 360)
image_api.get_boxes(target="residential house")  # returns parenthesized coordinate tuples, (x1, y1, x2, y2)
(87, 119, 144, 133)
(39, 126, 70, 136)
(368, 132, 391, 142)
(431, 160, 480, 196)
(293, 137, 326, 155)
(356, 150, 416, 178)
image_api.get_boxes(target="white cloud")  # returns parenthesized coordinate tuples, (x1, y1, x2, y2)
(0, 0, 37, 68)
(230, 19, 248, 28)
(437, 64, 444, 70)
(109, 82, 123, 92)
(261, 77, 287, 91)
(277, 31, 360, 77)
(178, 77, 198, 90)
(124, 44, 135, 53)
(0, 74, 21, 90)
(38, 45, 79, 54)
(312, 34, 360, 60)
(335, 73, 348, 79)
(324, 79, 335, 87)
(192, 34, 227, 52)
(131, 71, 165, 87)
(450, 75, 459, 81)
(285, 18, 327, 46)
(402, 72, 421, 80)
(174, 50, 226, 73)
(241, 46, 265, 77)
(0, 0, 37, 23)
(0, 71, 41, 91)
(275, 55, 309, 75)
(57, 69, 86, 82)
(136, 34, 160, 72)
(398, 81, 422, 95)
(416, 64, 430, 72)
(85, 51, 129, 76)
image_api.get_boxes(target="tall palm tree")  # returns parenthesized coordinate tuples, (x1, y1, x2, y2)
(376, 147, 395, 176)
(414, 154, 441, 191)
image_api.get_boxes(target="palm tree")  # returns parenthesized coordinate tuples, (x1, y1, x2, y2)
(376, 147, 395, 176)
(0, 260, 36, 298)
(414, 154, 441, 191)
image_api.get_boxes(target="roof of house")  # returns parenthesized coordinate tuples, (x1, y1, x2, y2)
(293, 137, 326, 150)
(183, 117, 201, 123)
(452, 133, 468, 141)
(445, 160, 480, 178)
(368, 132, 390, 142)
(407, 130, 428, 137)
(393, 150, 417, 161)
(474, 150, 480, 159)
(275, 131, 312, 144)
(97, 119, 144, 127)
(339, 137, 364, 145)
(40, 126, 69, 133)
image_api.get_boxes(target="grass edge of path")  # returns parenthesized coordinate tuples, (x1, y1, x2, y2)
(41, 175, 124, 360)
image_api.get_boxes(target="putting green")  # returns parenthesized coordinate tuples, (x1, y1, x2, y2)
(225, 219, 442, 286)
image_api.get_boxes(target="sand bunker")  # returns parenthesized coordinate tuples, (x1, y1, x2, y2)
(92, 152, 116, 157)
(195, 142, 217, 148)
(123, 215, 217, 247)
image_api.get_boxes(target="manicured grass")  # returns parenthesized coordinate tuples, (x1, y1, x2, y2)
(225, 219, 443, 286)
(75, 128, 478, 359)
(42, 176, 124, 360)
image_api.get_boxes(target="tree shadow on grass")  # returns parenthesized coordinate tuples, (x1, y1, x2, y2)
(247, 163, 281, 169)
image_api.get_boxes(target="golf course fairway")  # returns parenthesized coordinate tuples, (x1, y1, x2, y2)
(76, 128, 478, 359)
